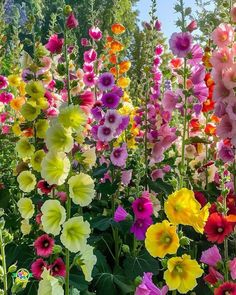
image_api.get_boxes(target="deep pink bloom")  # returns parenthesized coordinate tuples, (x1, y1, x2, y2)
(132, 196, 153, 219)
(110, 144, 128, 167)
(121, 170, 132, 186)
(83, 62, 94, 72)
(187, 20, 198, 32)
(0, 112, 8, 123)
(81, 38, 89, 47)
(135, 272, 168, 295)
(0, 92, 13, 104)
(83, 72, 96, 87)
(169, 32, 193, 58)
(83, 49, 97, 63)
(49, 258, 66, 277)
(212, 23, 234, 48)
(204, 266, 224, 285)
(200, 245, 222, 267)
(155, 45, 164, 56)
(37, 180, 55, 195)
(45, 34, 64, 54)
(31, 258, 48, 280)
(0, 76, 8, 89)
(229, 258, 236, 280)
(114, 205, 128, 222)
(194, 191, 207, 207)
(154, 20, 162, 31)
(66, 13, 79, 29)
(130, 217, 153, 240)
(162, 90, 178, 112)
(89, 26, 102, 41)
(34, 234, 54, 257)
(2, 125, 10, 134)
(214, 282, 236, 295)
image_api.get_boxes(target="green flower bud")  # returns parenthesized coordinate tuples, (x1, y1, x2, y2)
(64, 5, 72, 15)
(122, 244, 130, 254)
(0, 218, 5, 230)
(0, 266, 4, 277)
(161, 258, 168, 269)
(128, 197, 134, 203)
(180, 236, 190, 246)
(8, 264, 17, 273)
(134, 276, 142, 286)
(53, 245, 63, 254)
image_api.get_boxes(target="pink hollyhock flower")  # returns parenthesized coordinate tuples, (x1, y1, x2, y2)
(83, 72, 96, 87)
(57, 191, 67, 203)
(214, 282, 236, 295)
(212, 23, 234, 48)
(97, 72, 115, 91)
(81, 38, 89, 47)
(110, 144, 128, 167)
(97, 125, 114, 142)
(135, 272, 168, 295)
(2, 125, 10, 134)
(216, 115, 236, 140)
(153, 56, 162, 67)
(210, 47, 233, 70)
(154, 20, 162, 31)
(151, 169, 164, 181)
(89, 26, 102, 41)
(231, 4, 236, 22)
(186, 20, 197, 32)
(188, 44, 203, 66)
(34, 234, 54, 257)
(104, 110, 122, 129)
(162, 90, 178, 112)
(0, 112, 8, 123)
(204, 266, 224, 285)
(36, 213, 42, 225)
(83, 62, 94, 72)
(114, 205, 128, 222)
(200, 245, 222, 267)
(155, 45, 164, 56)
(130, 217, 153, 240)
(222, 65, 236, 89)
(191, 65, 206, 85)
(226, 99, 236, 121)
(31, 258, 48, 280)
(0, 76, 8, 89)
(83, 49, 97, 63)
(66, 13, 78, 29)
(151, 142, 165, 164)
(49, 258, 66, 277)
(193, 82, 209, 102)
(169, 32, 193, 58)
(121, 170, 132, 186)
(218, 143, 235, 163)
(229, 258, 236, 280)
(45, 34, 64, 54)
(213, 82, 231, 102)
(132, 196, 153, 219)
(0, 92, 13, 104)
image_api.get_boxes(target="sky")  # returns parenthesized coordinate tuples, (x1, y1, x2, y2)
(135, 0, 215, 38)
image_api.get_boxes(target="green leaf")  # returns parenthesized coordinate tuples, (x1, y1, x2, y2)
(69, 274, 88, 291)
(147, 178, 173, 195)
(0, 189, 11, 209)
(96, 180, 119, 196)
(185, 136, 211, 144)
(91, 216, 112, 231)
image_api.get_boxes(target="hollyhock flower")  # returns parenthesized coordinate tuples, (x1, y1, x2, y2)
(83, 62, 94, 72)
(31, 258, 48, 280)
(213, 81, 231, 102)
(169, 32, 193, 58)
(66, 12, 78, 29)
(15, 138, 35, 158)
(111, 23, 126, 35)
(130, 217, 153, 240)
(218, 143, 235, 163)
(79, 244, 97, 282)
(97, 125, 114, 142)
(151, 169, 164, 181)
(162, 90, 178, 112)
(193, 82, 208, 102)
(135, 272, 168, 295)
(91, 106, 103, 121)
(97, 72, 115, 91)
(154, 20, 162, 31)
(200, 245, 222, 266)
(37, 180, 55, 195)
(101, 92, 120, 108)
(83, 72, 96, 87)
(89, 26, 102, 41)
(83, 49, 97, 63)
(34, 234, 54, 257)
(104, 109, 122, 129)
(0, 75, 8, 89)
(194, 191, 207, 207)
(214, 282, 236, 295)
(204, 212, 233, 244)
(212, 23, 234, 48)
(187, 20, 197, 32)
(80, 90, 95, 108)
(145, 220, 179, 258)
(110, 144, 128, 167)
(45, 34, 64, 54)
(226, 99, 236, 121)
(38, 268, 64, 294)
(204, 266, 224, 285)
(81, 38, 89, 46)
(59, 104, 87, 131)
(164, 255, 203, 294)
(17, 197, 35, 219)
(188, 44, 204, 66)
(114, 205, 128, 222)
(0, 92, 13, 104)
(17, 171, 36, 193)
(132, 195, 153, 219)
(46, 124, 73, 153)
(216, 115, 236, 140)
(229, 258, 236, 280)
(222, 65, 236, 90)
(191, 65, 206, 85)
(155, 44, 164, 56)
(121, 169, 132, 186)
(211, 47, 233, 70)
(49, 258, 66, 277)
(230, 4, 236, 22)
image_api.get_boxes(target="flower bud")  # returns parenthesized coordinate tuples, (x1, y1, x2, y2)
(122, 244, 130, 254)
(8, 264, 17, 273)
(64, 5, 72, 15)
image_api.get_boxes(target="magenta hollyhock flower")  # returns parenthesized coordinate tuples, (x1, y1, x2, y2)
(0, 92, 13, 104)
(31, 258, 48, 280)
(80, 90, 95, 109)
(114, 205, 128, 222)
(83, 62, 94, 72)
(89, 26, 102, 41)
(110, 144, 128, 167)
(229, 258, 236, 280)
(112, 85, 124, 97)
(66, 12, 78, 29)
(91, 106, 103, 120)
(200, 245, 222, 267)
(188, 44, 203, 66)
(212, 23, 234, 48)
(101, 92, 120, 108)
(2, 125, 10, 134)
(135, 272, 168, 295)
(97, 125, 114, 142)
(49, 258, 66, 277)
(57, 191, 67, 203)
(155, 45, 164, 56)
(204, 266, 224, 285)
(193, 82, 209, 102)
(83, 72, 96, 87)
(218, 143, 235, 163)
(0, 112, 8, 123)
(45, 34, 64, 54)
(130, 217, 153, 240)
(187, 20, 198, 32)
(162, 90, 178, 112)
(0, 76, 8, 89)
(83, 49, 97, 63)
(169, 32, 193, 58)
(191, 65, 206, 85)
(121, 170, 132, 186)
(132, 196, 153, 219)
(97, 72, 115, 91)
(104, 109, 122, 129)
(34, 234, 54, 257)
(154, 20, 162, 31)
(81, 38, 89, 47)
(216, 114, 236, 139)
(116, 115, 130, 134)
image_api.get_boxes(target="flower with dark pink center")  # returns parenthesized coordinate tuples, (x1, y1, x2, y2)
(110, 144, 128, 167)
(97, 125, 114, 142)
(97, 72, 115, 91)
(89, 26, 102, 41)
(49, 258, 66, 277)
(169, 32, 193, 58)
(34, 234, 54, 257)
(132, 196, 153, 219)
(31, 258, 48, 280)
(104, 110, 122, 129)
(101, 92, 120, 109)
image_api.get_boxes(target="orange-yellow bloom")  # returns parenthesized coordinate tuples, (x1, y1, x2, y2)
(117, 77, 130, 89)
(10, 96, 26, 111)
(110, 40, 124, 53)
(119, 60, 131, 74)
(111, 23, 126, 35)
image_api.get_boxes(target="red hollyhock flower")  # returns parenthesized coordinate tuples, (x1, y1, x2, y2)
(66, 13, 79, 29)
(49, 258, 66, 277)
(34, 234, 54, 257)
(194, 191, 207, 207)
(37, 180, 55, 195)
(214, 282, 236, 295)
(204, 266, 224, 285)
(31, 258, 48, 280)
(204, 212, 233, 244)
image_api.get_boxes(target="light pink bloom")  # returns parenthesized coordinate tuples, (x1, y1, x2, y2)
(200, 245, 222, 267)
(188, 44, 203, 66)
(226, 98, 236, 121)
(121, 170, 132, 186)
(216, 114, 236, 139)
(210, 47, 233, 70)
(229, 258, 236, 280)
(162, 90, 178, 112)
(222, 64, 236, 89)
(187, 20, 197, 32)
(212, 23, 234, 47)
(230, 4, 236, 23)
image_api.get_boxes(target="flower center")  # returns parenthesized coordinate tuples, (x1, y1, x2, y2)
(113, 149, 121, 158)
(217, 227, 224, 233)
(103, 77, 111, 86)
(103, 127, 111, 135)
(108, 115, 115, 123)
(44, 241, 49, 248)
(175, 265, 183, 273)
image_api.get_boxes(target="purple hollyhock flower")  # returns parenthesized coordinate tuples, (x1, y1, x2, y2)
(135, 272, 168, 295)
(193, 82, 209, 102)
(116, 115, 130, 135)
(132, 196, 153, 219)
(101, 92, 120, 108)
(188, 44, 203, 66)
(218, 142, 235, 163)
(130, 217, 152, 240)
(104, 110, 122, 129)
(97, 125, 114, 142)
(121, 170, 132, 186)
(91, 106, 103, 120)
(83, 72, 96, 87)
(169, 32, 193, 58)
(200, 245, 222, 267)
(97, 72, 115, 91)
(162, 90, 178, 112)
(114, 205, 128, 222)
(110, 144, 128, 167)
(112, 86, 124, 97)
(193, 104, 202, 116)
(191, 65, 206, 85)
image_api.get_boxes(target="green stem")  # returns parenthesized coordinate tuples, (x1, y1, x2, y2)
(172, 290, 177, 295)
(224, 238, 229, 281)
(0, 229, 7, 295)
(65, 196, 71, 295)
(64, 27, 71, 106)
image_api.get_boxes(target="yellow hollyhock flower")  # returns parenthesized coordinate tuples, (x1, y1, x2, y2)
(164, 254, 203, 294)
(21, 102, 40, 121)
(68, 173, 95, 207)
(20, 219, 32, 235)
(117, 77, 130, 89)
(28, 96, 48, 110)
(45, 124, 74, 153)
(8, 74, 21, 87)
(17, 171, 36, 193)
(145, 220, 179, 258)
(38, 268, 64, 295)
(25, 81, 45, 98)
(41, 151, 70, 185)
(15, 138, 35, 159)
(60, 216, 90, 252)
(41, 200, 66, 236)
(58, 104, 87, 131)
(35, 119, 49, 139)
(17, 197, 35, 219)
(82, 147, 96, 168)
(79, 244, 97, 282)
(12, 123, 22, 136)
(30, 150, 45, 172)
